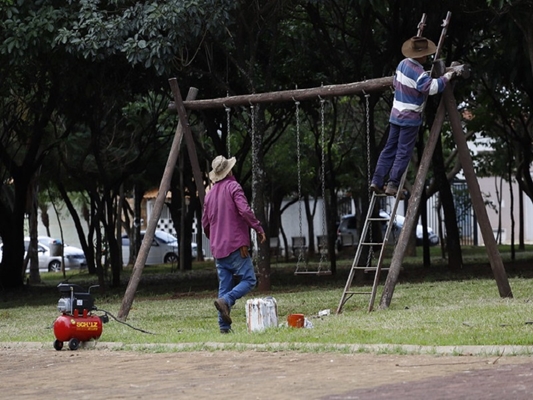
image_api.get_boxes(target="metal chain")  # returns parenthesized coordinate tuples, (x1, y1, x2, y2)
(319, 98, 327, 268)
(250, 104, 258, 261)
(295, 100, 304, 267)
(364, 93, 374, 266)
(225, 105, 231, 157)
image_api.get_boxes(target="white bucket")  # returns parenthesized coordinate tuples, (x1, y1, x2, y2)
(245, 297, 278, 332)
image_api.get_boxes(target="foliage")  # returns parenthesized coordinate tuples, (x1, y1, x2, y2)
(1, 0, 533, 292)
(54, 0, 235, 76)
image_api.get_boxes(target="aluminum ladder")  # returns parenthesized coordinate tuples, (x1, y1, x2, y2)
(336, 173, 406, 314)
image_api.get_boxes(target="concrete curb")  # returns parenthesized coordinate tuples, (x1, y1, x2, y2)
(2, 341, 533, 356)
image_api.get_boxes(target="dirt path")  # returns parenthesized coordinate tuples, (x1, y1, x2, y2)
(2, 342, 533, 399)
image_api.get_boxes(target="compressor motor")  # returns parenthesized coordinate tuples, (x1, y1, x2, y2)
(53, 283, 108, 351)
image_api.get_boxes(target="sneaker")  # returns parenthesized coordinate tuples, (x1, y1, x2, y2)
(214, 298, 232, 324)
(385, 182, 398, 196)
(370, 183, 384, 195)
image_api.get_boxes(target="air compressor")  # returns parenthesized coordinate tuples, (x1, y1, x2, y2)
(53, 283, 108, 351)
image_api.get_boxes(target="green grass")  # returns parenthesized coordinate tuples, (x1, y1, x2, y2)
(2, 246, 533, 353)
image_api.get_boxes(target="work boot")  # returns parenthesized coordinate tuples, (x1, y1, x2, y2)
(385, 182, 398, 196)
(214, 298, 232, 325)
(370, 183, 384, 195)
(385, 182, 406, 199)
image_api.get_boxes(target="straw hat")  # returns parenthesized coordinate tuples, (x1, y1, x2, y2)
(401, 36, 437, 58)
(209, 155, 236, 183)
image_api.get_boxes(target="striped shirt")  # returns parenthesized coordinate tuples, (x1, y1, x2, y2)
(202, 175, 264, 259)
(389, 58, 448, 127)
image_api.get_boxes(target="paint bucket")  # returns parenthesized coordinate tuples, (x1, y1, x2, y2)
(246, 297, 278, 332)
(287, 313, 305, 328)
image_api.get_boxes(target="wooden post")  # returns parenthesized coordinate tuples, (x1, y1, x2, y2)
(379, 95, 448, 309)
(169, 79, 206, 206)
(442, 87, 513, 298)
(117, 87, 199, 321)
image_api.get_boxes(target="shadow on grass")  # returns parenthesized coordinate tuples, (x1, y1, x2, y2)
(2, 247, 533, 307)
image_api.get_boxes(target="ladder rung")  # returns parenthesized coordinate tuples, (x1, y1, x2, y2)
(344, 291, 372, 295)
(350, 265, 389, 271)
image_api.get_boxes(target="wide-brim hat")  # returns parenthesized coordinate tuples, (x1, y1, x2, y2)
(209, 155, 236, 183)
(401, 36, 437, 58)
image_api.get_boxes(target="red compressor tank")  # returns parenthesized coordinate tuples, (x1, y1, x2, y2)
(53, 309, 103, 351)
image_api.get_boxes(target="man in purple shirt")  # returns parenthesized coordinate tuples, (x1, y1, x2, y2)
(202, 155, 266, 333)
(371, 36, 454, 197)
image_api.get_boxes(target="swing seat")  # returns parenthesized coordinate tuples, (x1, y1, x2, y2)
(291, 236, 308, 259)
(293, 236, 332, 276)
(294, 270, 332, 276)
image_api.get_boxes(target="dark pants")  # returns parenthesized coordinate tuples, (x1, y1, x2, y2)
(372, 123, 419, 187)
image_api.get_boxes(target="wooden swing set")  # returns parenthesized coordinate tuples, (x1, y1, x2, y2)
(117, 12, 513, 320)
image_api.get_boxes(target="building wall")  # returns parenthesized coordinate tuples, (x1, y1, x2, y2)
(476, 176, 533, 245)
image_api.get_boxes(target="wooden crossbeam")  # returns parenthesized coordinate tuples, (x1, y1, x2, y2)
(169, 76, 393, 110)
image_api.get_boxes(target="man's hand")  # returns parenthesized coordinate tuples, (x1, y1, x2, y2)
(443, 71, 455, 81)
(258, 232, 266, 244)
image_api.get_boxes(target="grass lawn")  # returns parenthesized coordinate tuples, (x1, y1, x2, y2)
(1, 245, 533, 353)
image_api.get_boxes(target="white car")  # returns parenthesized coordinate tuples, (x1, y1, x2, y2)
(121, 230, 200, 265)
(336, 211, 439, 248)
(0, 236, 87, 272)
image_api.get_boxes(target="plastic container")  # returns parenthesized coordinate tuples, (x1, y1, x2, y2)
(287, 313, 305, 328)
(246, 297, 278, 332)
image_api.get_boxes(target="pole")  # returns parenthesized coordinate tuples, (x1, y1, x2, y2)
(442, 88, 513, 298)
(169, 77, 393, 110)
(117, 87, 199, 321)
(379, 96, 448, 308)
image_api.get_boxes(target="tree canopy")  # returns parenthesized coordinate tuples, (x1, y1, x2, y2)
(0, 0, 532, 290)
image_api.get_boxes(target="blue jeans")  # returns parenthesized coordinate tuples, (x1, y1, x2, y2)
(215, 249, 257, 330)
(372, 123, 419, 187)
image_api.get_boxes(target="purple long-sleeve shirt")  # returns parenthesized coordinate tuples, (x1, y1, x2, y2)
(389, 58, 448, 127)
(202, 175, 264, 259)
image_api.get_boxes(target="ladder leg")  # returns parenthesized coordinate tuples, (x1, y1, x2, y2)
(336, 193, 381, 314)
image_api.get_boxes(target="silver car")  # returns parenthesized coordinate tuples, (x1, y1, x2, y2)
(121, 230, 200, 265)
(0, 236, 87, 272)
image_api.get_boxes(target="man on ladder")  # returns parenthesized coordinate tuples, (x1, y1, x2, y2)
(336, 23, 458, 315)
(370, 35, 455, 197)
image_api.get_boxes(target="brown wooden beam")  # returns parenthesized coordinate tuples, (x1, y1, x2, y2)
(169, 77, 393, 110)
(442, 86, 513, 298)
(379, 92, 448, 310)
(118, 87, 199, 321)
(169, 80, 206, 206)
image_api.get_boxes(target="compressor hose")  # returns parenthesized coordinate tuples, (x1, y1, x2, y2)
(96, 308, 156, 335)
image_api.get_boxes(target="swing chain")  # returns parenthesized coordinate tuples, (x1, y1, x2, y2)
(225, 104, 231, 157)
(364, 92, 374, 266)
(319, 98, 327, 267)
(295, 100, 304, 267)
(250, 104, 258, 261)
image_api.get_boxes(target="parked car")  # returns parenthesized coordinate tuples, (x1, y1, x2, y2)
(121, 230, 200, 265)
(386, 212, 440, 246)
(0, 236, 87, 272)
(336, 211, 439, 249)
(336, 214, 359, 250)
